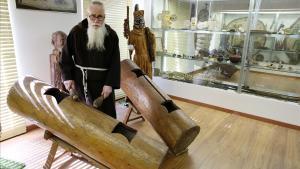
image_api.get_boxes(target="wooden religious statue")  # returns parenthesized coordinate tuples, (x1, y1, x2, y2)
(50, 31, 67, 91)
(124, 5, 156, 78)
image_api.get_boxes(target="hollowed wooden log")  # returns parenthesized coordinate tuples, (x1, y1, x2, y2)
(121, 59, 200, 155)
(7, 76, 168, 169)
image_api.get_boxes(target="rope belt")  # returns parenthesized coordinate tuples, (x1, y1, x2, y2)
(73, 59, 108, 102)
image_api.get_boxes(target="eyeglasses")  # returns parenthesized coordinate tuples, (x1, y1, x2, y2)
(89, 14, 105, 21)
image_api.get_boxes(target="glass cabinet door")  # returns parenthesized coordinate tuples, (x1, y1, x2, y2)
(151, 0, 300, 102)
(245, 0, 300, 101)
(152, 0, 252, 91)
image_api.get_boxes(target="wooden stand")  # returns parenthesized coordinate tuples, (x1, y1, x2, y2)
(43, 130, 109, 169)
(123, 100, 145, 124)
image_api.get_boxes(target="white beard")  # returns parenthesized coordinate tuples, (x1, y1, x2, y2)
(87, 25, 107, 51)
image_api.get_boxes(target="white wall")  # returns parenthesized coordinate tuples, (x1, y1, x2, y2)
(8, 0, 82, 83)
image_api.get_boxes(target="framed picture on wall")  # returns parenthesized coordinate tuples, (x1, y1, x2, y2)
(15, 0, 77, 13)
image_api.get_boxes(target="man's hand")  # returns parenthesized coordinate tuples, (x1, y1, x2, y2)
(64, 80, 78, 101)
(101, 85, 112, 99)
(64, 80, 75, 91)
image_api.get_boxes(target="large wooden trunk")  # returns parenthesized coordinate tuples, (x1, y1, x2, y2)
(121, 59, 200, 155)
(7, 76, 168, 169)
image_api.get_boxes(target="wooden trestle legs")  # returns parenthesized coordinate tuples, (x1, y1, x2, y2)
(123, 98, 145, 124)
(43, 130, 109, 169)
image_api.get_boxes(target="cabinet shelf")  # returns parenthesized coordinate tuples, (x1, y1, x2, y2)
(153, 28, 300, 38)
(159, 72, 300, 102)
(250, 32, 300, 38)
(152, 28, 246, 36)
(232, 47, 300, 53)
(158, 54, 300, 77)
(159, 53, 240, 66)
(250, 62, 300, 76)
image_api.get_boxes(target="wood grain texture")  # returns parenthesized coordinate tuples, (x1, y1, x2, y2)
(121, 59, 200, 155)
(171, 95, 300, 130)
(128, 100, 300, 169)
(2, 99, 300, 169)
(6, 76, 168, 169)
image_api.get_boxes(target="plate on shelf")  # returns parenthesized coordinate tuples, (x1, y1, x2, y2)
(284, 17, 300, 65)
(290, 17, 300, 34)
(284, 38, 300, 52)
(284, 17, 300, 52)
(226, 17, 266, 48)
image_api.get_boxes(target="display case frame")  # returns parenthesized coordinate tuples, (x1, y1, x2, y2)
(151, 0, 300, 102)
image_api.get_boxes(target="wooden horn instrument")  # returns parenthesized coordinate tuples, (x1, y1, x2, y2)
(7, 76, 168, 169)
(121, 59, 200, 155)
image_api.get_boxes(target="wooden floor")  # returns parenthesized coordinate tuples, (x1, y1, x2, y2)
(1, 100, 300, 169)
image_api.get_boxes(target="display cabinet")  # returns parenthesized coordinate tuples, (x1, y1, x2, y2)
(151, 0, 300, 102)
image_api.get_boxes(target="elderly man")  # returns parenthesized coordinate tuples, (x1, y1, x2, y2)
(60, 1, 120, 118)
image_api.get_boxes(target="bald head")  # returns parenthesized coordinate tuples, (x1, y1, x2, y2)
(87, 1, 105, 28)
(87, 1, 105, 13)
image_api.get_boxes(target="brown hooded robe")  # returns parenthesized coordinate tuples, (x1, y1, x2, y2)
(60, 19, 120, 118)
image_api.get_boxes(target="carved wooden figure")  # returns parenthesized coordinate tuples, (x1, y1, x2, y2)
(125, 5, 156, 78)
(121, 59, 200, 155)
(7, 76, 168, 169)
(50, 31, 67, 91)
